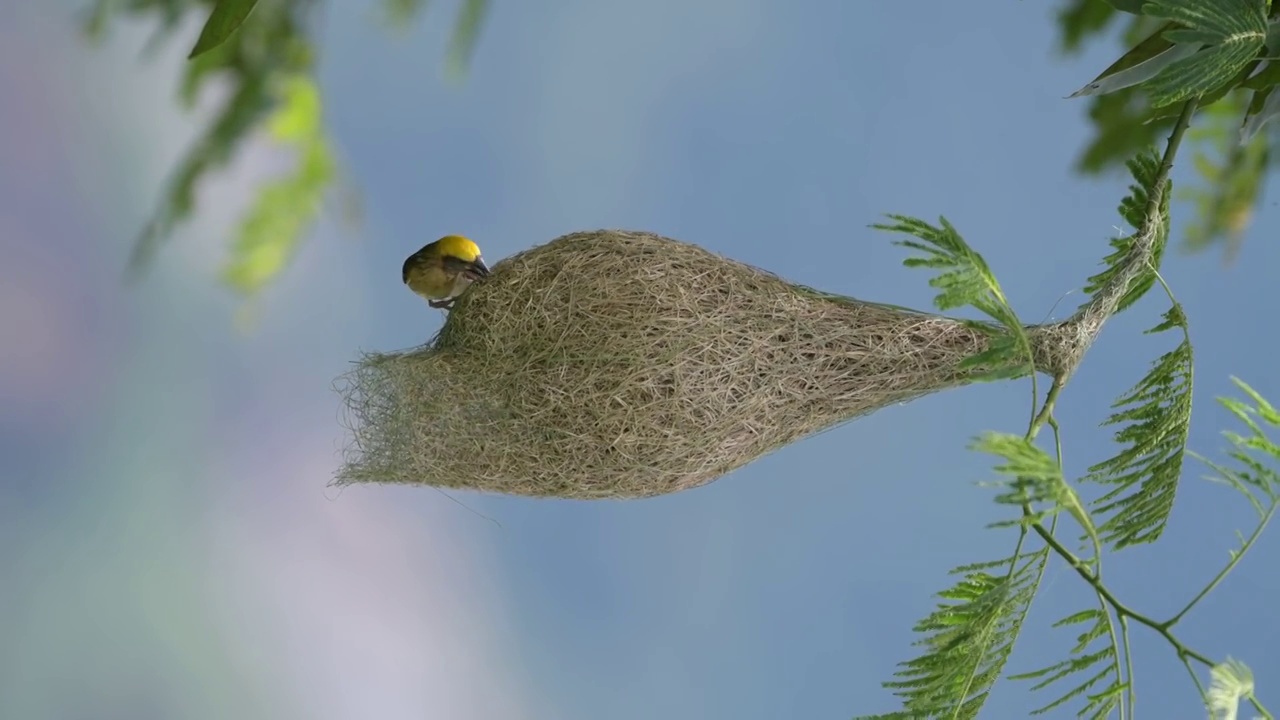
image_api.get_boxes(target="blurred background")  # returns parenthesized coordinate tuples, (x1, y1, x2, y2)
(1, 1, 1278, 718)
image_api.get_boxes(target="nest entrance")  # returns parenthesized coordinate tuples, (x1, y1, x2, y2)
(337, 230, 1070, 499)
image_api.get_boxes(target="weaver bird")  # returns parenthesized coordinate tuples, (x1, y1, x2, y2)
(402, 235, 491, 309)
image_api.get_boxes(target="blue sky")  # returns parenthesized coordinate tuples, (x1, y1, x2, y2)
(2, 1, 1278, 718)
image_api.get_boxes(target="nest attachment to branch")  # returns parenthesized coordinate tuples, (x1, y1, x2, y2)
(336, 230, 1081, 499)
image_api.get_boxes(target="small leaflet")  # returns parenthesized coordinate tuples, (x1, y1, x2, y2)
(1068, 43, 1202, 98)
(1239, 85, 1280, 144)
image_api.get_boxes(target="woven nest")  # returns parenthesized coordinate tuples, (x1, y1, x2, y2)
(336, 230, 1081, 499)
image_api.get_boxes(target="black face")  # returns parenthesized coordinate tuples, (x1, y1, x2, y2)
(442, 255, 490, 281)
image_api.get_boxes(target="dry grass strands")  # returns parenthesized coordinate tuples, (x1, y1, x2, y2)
(337, 230, 1084, 499)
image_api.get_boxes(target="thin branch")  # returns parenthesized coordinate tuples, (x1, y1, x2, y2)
(1164, 499, 1277, 628)
(1048, 99, 1199, 379)
(1120, 614, 1135, 720)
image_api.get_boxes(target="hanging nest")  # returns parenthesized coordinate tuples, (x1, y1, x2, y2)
(336, 230, 1091, 499)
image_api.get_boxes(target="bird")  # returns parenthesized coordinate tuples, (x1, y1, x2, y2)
(402, 235, 492, 309)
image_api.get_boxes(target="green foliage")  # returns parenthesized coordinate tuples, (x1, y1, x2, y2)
(1085, 305, 1193, 549)
(1103, 0, 1146, 13)
(87, 0, 489, 300)
(1080, 150, 1172, 314)
(855, 551, 1050, 720)
(1068, 0, 1268, 106)
(1076, 91, 1178, 173)
(864, 86, 1280, 716)
(445, 0, 491, 80)
(382, 0, 430, 26)
(189, 0, 259, 58)
(1181, 94, 1271, 256)
(85, 0, 323, 297)
(1068, 23, 1190, 99)
(1140, 0, 1267, 107)
(863, 215, 1063, 719)
(975, 433, 1097, 542)
(1008, 609, 1124, 718)
(1057, 0, 1121, 51)
(864, 198, 1280, 716)
(222, 76, 336, 293)
(875, 216, 1008, 318)
(1057, 0, 1280, 258)
(873, 215, 1033, 381)
(78, 2, 1280, 717)
(1202, 377, 1280, 515)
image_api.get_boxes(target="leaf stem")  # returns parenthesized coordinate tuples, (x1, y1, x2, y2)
(1149, 101, 1198, 216)
(1120, 614, 1135, 720)
(1026, 374, 1065, 442)
(1030, 520, 1215, 666)
(1165, 493, 1278, 628)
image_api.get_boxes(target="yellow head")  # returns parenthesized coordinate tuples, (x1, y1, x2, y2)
(402, 234, 491, 307)
(434, 234, 483, 262)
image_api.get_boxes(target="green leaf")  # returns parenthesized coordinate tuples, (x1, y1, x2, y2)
(383, 0, 430, 26)
(1057, 0, 1121, 52)
(1071, 0, 1268, 106)
(1075, 89, 1175, 173)
(974, 433, 1097, 540)
(1068, 22, 1194, 98)
(444, 0, 490, 81)
(1104, 0, 1147, 12)
(128, 77, 274, 277)
(1008, 608, 1123, 718)
(1240, 85, 1280, 142)
(1178, 92, 1268, 256)
(1140, 0, 1268, 106)
(267, 75, 324, 141)
(1080, 151, 1171, 315)
(1228, 377, 1280, 426)
(222, 75, 336, 295)
(877, 215, 1038, 385)
(876, 216, 1009, 319)
(1084, 306, 1194, 549)
(1143, 0, 1267, 39)
(121, 0, 321, 284)
(1241, 57, 1280, 87)
(1143, 39, 1264, 106)
(1198, 378, 1280, 515)
(958, 333, 1034, 383)
(1267, 18, 1280, 56)
(858, 551, 1049, 720)
(189, 0, 260, 58)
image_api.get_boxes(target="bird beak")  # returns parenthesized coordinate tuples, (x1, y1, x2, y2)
(472, 258, 491, 277)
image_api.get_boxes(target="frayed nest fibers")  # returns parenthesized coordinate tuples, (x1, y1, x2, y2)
(337, 230, 1082, 499)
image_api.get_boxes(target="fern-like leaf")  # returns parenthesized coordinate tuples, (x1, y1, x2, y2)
(1008, 608, 1125, 718)
(876, 215, 1032, 381)
(974, 433, 1098, 543)
(857, 551, 1048, 720)
(875, 216, 1009, 318)
(1081, 150, 1172, 315)
(1084, 305, 1194, 549)
(1199, 377, 1280, 517)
